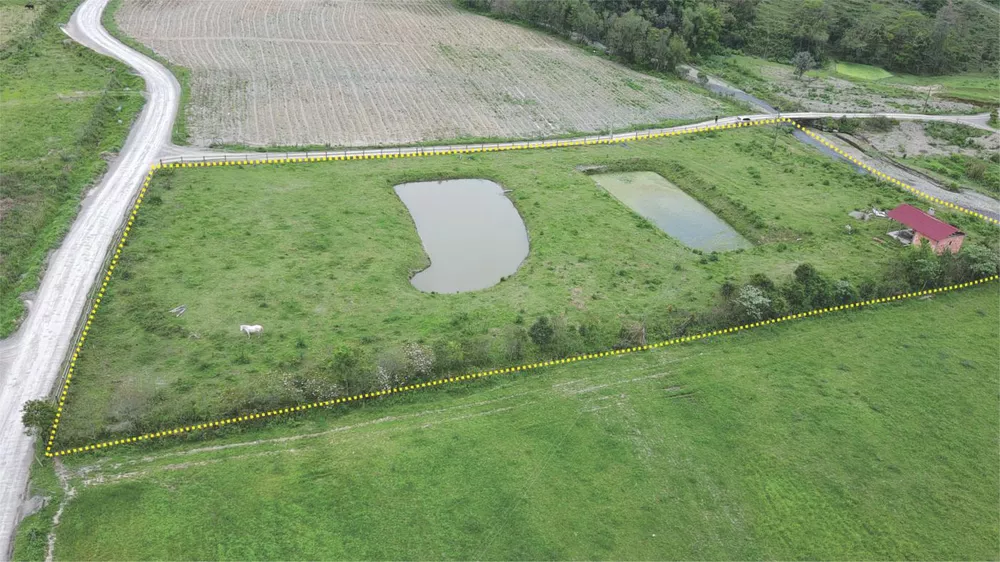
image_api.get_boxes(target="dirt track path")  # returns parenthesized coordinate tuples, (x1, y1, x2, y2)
(1, 4, 997, 557)
(0, 0, 179, 558)
(160, 110, 999, 220)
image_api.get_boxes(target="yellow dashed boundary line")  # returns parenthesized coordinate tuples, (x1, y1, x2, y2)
(48, 276, 999, 457)
(44, 117, 1000, 457)
(791, 122, 999, 225)
(45, 168, 155, 457)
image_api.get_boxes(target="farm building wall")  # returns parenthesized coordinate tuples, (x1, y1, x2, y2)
(913, 232, 965, 254)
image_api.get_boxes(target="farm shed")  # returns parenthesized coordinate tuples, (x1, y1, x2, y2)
(886, 204, 965, 254)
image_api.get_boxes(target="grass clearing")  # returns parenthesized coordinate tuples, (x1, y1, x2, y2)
(0, 0, 145, 336)
(904, 153, 1000, 197)
(834, 61, 893, 81)
(34, 287, 1000, 560)
(0, 0, 38, 48)
(702, 54, 994, 112)
(53, 126, 1000, 447)
(884, 72, 1000, 106)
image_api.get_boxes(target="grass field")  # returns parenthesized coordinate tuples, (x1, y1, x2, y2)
(702, 54, 996, 112)
(834, 62, 893, 81)
(52, 126, 1000, 447)
(831, 61, 1000, 105)
(0, 0, 145, 336)
(905, 154, 1000, 197)
(0, 1, 38, 47)
(883, 73, 1000, 106)
(18, 287, 999, 560)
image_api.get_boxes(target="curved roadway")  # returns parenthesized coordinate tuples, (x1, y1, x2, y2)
(1, 1, 998, 557)
(0, 0, 179, 558)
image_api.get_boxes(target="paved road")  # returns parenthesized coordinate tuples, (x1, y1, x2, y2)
(0, 0, 179, 558)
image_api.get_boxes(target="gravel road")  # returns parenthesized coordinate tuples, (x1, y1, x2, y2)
(0, 3, 995, 558)
(0, 0, 178, 558)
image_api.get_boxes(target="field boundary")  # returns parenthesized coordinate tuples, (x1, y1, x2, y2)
(44, 117, 1000, 458)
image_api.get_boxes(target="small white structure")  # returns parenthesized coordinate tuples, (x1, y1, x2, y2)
(240, 324, 263, 337)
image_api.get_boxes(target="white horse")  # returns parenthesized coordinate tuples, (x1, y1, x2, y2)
(240, 324, 263, 337)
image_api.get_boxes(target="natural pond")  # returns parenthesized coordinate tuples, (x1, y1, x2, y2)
(394, 179, 529, 293)
(592, 171, 751, 252)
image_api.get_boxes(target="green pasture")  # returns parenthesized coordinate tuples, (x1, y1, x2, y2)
(26, 287, 1000, 560)
(0, 0, 145, 336)
(703, 54, 998, 110)
(834, 61, 893, 81)
(53, 126, 998, 447)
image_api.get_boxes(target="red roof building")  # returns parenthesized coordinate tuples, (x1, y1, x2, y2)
(886, 204, 965, 254)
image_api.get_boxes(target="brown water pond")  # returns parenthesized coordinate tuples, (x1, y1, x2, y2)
(394, 179, 529, 293)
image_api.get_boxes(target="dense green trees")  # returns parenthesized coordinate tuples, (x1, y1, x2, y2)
(459, 0, 998, 77)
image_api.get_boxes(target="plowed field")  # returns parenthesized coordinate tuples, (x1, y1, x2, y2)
(115, 0, 725, 147)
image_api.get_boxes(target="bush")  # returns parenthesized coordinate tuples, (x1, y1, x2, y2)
(374, 349, 409, 391)
(403, 343, 435, 377)
(748, 273, 776, 292)
(501, 326, 529, 362)
(529, 316, 555, 347)
(833, 279, 859, 304)
(720, 280, 737, 299)
(733, 285, 772, 322)
(618, 319, 647, 347)
(21, 399, 57, 436)
(965, 159, 987, 181)
(432, 340, 464, 375)
(962, 244, 1000, 279)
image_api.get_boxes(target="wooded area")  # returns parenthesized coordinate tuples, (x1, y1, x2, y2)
(459, 0, 1000, 76)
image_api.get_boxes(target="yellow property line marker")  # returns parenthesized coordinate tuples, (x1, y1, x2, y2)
(47, 275, 998, 457)
(790, 122, 999, 225)
(44, 117, 999, 457)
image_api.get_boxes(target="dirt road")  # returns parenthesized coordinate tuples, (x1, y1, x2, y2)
(159, 111, 998, 220)
(0, 0, 179, 557)
(1, 4, 996, 557)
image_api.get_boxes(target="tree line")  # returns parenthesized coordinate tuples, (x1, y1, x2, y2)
(458, 0, 998, 76)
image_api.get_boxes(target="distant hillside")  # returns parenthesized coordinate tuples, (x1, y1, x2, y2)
(460, 0, 999, 77)
(749, 0, 999, 74)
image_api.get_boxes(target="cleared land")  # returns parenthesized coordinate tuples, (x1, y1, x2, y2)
(702, 55, 997, 114)
(18, 288, 1000, 560)
(52, 127, 1000, 447)
(112, 0, 729, 148)
(0, 0, 145, 336)
(847, 121, 1000, 198)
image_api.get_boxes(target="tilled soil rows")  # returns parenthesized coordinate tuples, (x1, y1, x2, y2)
(116, 0, 724, 147)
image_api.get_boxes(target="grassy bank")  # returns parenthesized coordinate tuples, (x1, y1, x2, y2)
(904, 153, 1000, 197)
(31, 287, 1000, 559)
(53, 126, 999, 446)
(100, 0, 188, 144)
(207, 117, 723, 154)
(0, 0, 145, 336)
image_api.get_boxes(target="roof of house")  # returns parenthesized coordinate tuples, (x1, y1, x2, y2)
(886, 204, 963, 241)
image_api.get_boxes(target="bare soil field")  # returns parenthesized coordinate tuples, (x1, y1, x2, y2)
(757, 68, 978, 114)
(857, 121, 1000, 159)
(114, 0, 725, 148)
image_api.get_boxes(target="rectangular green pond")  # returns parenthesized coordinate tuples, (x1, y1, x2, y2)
(592, 171, 751, 252)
